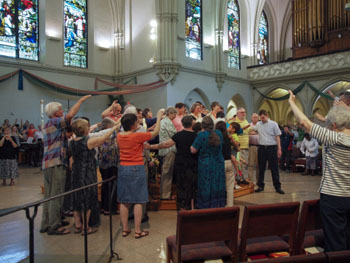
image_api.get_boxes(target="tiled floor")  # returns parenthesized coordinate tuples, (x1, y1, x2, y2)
(0, 167, 321, 263)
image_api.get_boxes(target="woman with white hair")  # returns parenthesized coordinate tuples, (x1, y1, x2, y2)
(159, 107, 177, 200)
(70, 118, 118, 234)
(288, 90, 350, 252)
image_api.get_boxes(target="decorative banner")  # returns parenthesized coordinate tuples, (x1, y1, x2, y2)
(18, 70, 23, 90)
(94, 77, 163, 90)
(19, 69, 167, 96)
(254, 81, 334, 101)
(0, 70, 20, 84)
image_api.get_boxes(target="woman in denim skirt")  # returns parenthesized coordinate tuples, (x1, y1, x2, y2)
(117, 109, 164, 239)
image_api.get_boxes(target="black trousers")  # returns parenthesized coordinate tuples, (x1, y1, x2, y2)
(320, 193, 350, 252)
(257, 145, 281, 189)
(280, 149, 292, 170)
(100, 167, 118, 212)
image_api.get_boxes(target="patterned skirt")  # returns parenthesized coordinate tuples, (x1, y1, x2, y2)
(0, 159, 19, 179)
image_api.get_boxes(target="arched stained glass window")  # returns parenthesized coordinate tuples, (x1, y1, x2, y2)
(0, 0, 39, 60)
(185, 0, 202, 60)
(64, 0, 87, 68)
(258, 11, 268, 65)
(227, 0, 240, 69)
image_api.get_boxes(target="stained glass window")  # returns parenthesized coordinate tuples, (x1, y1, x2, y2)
(64, 0, 87, 68)
(0, 0, 39, 60)
(227, 0, 240, 69)
(258, 11, 268, 65)
(185, 0, 202, 60)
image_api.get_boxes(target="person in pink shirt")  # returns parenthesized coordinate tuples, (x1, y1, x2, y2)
(172, 103, 186, 132)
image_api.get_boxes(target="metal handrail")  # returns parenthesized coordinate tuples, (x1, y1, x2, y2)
(0, 175, 122, 263)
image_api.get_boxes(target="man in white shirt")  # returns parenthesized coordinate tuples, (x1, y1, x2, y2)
(253, 110, 285, 194)
(300, 133, 319, 176)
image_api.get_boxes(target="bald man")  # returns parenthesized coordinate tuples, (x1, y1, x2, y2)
(248, 113, 260, 183)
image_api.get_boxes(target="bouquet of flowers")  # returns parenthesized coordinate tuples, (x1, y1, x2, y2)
(149, 152, 160, 183)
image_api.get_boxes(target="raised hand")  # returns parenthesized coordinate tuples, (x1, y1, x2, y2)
(288, 90, 296, 104)
(79, 95, 92, 102)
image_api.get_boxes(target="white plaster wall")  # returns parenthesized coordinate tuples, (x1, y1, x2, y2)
(92, 0, 114, 75)
(166, 71, 253, 116)
(177, 0, 217, 71)
(124, 0, 157, 72)
(123, 72, 168, 111)
(41, 0, 114, 74)
(0, 67, 110, 126)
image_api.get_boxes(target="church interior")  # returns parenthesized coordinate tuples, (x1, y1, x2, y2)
(0, 0, 350, 262)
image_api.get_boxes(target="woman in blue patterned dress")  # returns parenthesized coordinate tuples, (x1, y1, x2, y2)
(190, 116, 226, 208)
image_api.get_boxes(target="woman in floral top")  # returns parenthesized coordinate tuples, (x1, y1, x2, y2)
(98, 118, 119, 215)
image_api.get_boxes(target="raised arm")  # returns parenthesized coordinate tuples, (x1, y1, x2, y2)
(101, 100, 118, 119)
(0, 136, 5, 147)
(66, 95, 92, 122)
(288, 90, 313, 133)
(150, 109, 165, 139)
(87, 126, 117, 150)
(148, 138, 175, 150)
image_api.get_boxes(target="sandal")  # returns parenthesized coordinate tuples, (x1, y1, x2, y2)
(73, 224, 82, 234)
(122, 230, 131, 237)
(134, 230, 149, 239)
(81, 227, 98, 235)
(47, 227, 71, 235)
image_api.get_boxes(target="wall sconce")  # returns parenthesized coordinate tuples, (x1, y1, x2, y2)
(204, 43, 214, 48)
(98, 46, 110, 51)
(338, 33, 342, 39)
(114, 31, 124, 49)
(47, 35, 61, 41)
(150, 19, 157, 40)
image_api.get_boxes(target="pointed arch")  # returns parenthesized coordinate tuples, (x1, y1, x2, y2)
(184, 88, 210, 110)
(227, 0, 240, 69)
(185, 0, 202, 60)
(257, 10, 269, 64)
(227, 93, 247, 119)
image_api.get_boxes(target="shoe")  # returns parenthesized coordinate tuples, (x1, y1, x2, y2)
(39, 228, 48, 233)
(47, 227, 71, 235)
(234, 185, 241, 190)
(122, 230, 131, 237)
(255, 187, 264, 193)
(240, 180, 249, 185)
(276, 188, 285, 194)
(81, 227, 98, 236)
(73, 224, 82, 234)
(61, 221, 70, 227)
(134, 230, 149, 239)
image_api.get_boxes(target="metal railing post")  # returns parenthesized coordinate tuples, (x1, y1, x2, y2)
(108, 179, 121, 262)
(25, 205, 38, 263)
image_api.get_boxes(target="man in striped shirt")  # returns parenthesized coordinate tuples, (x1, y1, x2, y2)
(40, 95, 91, 235)
(288, 90, 350, 252)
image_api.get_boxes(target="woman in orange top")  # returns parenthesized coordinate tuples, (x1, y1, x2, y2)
(117, 109, 164, 239)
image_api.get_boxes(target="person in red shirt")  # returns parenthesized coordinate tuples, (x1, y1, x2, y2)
(101, 100, 122, 122)
(172, 102, 186, 132)
(117, 108, 164, 239)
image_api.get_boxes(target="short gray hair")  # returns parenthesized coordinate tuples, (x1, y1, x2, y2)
(326, 106, 350, 130)
(123, 105, 137, 115)
(101, 117, 115, 129)
(165, 107, 177, 116)
(45, 102, 62, 118)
